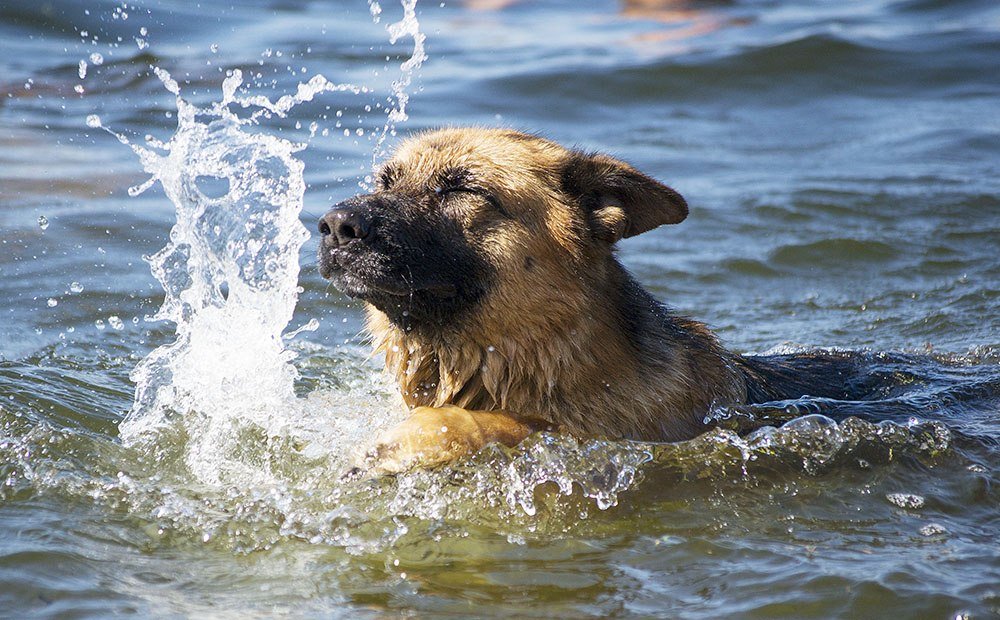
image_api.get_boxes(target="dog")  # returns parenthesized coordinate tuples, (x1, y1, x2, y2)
(318, 127, 872, 473)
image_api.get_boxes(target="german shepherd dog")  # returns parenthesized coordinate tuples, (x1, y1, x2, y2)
(319, 128, 873, 473)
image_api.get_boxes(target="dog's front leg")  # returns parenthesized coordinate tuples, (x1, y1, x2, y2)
(355, 406, 539, 475)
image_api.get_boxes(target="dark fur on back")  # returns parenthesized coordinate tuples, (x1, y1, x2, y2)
(738, 352, 875, 404)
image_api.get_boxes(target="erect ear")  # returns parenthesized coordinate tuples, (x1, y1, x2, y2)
(560, 150, 688, 243)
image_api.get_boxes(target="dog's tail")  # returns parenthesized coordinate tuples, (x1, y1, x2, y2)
(736, 350, 897, 404)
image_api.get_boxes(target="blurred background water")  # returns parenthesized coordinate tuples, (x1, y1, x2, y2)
(1, 0, 999, 617)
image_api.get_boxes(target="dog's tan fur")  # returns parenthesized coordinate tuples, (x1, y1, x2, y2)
(348, 128, 757, 472)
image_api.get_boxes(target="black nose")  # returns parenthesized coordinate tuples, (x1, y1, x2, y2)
(319, 206, 371, 247)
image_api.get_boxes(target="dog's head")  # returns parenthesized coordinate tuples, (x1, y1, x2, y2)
(318, 128, 687, 332)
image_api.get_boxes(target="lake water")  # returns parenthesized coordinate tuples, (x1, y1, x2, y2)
(2, 0, 999, 617)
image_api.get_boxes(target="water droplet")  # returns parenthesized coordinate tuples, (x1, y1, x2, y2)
(46, 298, 58, 307)
(89, 52, 104, 65)
(37, 215, 49, 230)
(70, 282, 84, 293)
(210, 43, 219, 53)
(108, 315, 124, 330)
(139, 26, 148, 36)
(95, 319, 106, 330)
(283, 319, 320, 340)
(78, 60, 88, 79)
(74, 85, 85, 94)
(86, 114, 102, 128)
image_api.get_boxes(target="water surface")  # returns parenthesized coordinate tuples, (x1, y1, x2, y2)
(1, 0, 999, 617)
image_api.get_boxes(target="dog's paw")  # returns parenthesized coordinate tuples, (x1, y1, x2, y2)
(352, 406, 485, 475)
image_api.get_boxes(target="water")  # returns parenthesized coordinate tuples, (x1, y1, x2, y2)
(2, 0, 1000, 617)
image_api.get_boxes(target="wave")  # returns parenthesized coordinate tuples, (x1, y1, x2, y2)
(463, 30, 999, 112)
(3, 340, 999, 553)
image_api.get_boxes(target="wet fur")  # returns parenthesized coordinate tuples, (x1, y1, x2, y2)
(320, 127, 875, 464)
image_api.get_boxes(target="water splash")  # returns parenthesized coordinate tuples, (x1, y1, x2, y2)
(370, 0, 427, 164)
(107, 2, 427, 489)
(110, 67, 369, 486)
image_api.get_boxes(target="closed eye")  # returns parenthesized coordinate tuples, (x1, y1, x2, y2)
(436, 186, 509, 217)
(435, 185, 477, 198)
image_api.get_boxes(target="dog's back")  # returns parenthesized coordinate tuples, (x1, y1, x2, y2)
(737, 350, 909, 405)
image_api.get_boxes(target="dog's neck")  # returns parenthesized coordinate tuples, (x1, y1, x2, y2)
(365, 257, 747, 441)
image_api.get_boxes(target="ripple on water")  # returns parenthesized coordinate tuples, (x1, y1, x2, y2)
(3, 336, 999, 617)
(769, 238, 900, 268)
(0, 378, 970, 554)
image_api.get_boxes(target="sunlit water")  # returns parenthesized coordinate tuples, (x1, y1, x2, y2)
(2, 0, 999, 617)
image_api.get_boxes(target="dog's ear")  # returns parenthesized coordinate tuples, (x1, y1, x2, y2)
(560, 151, 688, 243)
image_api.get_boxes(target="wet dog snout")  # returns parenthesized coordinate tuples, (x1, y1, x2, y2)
(319, 206, 372, 247)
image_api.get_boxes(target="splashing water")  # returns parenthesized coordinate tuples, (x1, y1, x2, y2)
(108, 67, 370, 486)
(370, 0, 427, 163)
(108, 3, 427, 489)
